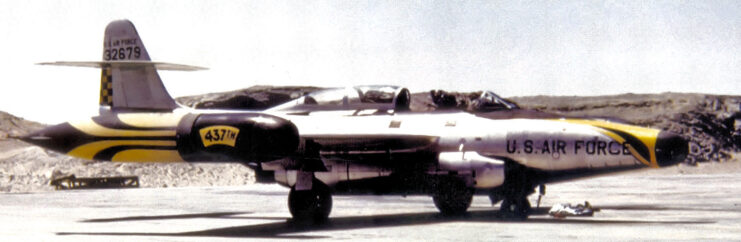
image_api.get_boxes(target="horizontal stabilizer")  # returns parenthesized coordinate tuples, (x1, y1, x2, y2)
(38, 61, 207, 71)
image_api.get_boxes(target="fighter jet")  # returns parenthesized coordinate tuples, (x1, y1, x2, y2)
(22, 20, 688, 221)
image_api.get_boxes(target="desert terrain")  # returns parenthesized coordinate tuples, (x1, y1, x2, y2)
(1, 161, 740, 241)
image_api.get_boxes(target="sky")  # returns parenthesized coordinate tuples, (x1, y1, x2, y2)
(0, 0, 739, 124)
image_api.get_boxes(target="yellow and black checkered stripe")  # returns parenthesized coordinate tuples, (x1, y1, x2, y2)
(99, 66, 113, 106)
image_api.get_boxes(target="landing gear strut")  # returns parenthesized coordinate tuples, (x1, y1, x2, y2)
(288, 179, 332, 222)
(495, 160, 538, 219)
(500, 195, 531, 219)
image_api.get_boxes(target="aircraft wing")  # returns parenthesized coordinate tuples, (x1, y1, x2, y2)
(38, 61, 208, 71)
(306, 134, 439, 169)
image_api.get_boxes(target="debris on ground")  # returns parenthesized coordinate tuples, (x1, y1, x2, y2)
(548, 201, 599, 218)
(50, 174, 139, 190)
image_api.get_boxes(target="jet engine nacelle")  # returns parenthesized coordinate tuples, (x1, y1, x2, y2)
(437, 152, 505, 189)
(177, 113, 299, 162)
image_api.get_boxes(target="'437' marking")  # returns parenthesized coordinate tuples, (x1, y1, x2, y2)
(199, 125, 239, 147)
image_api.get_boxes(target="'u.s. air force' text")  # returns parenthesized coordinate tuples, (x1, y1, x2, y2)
(506, 139, 632, 156)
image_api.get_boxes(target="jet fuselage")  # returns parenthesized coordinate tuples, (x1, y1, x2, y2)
(23, 108, 687, 195)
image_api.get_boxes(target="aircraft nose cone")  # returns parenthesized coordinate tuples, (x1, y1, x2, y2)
(20, 123, 82, 154)
(654, 131, 688, 167)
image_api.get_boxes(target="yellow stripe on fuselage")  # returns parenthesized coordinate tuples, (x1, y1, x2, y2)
(111, 149, 184, 162)
(69, 119, 176, 137)
(559, 119, 660, 167)
(68, 140, 176, 160)
(116, 112, 184, 128)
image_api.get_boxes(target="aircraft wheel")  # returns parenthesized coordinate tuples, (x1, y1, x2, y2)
(288, 180, 332, 222)
(488, 192, 503, 205)
(432, 179, 474, 215)
(500, 196, 531, 220)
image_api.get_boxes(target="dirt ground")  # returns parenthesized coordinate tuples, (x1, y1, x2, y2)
(0, 160, 739, 241)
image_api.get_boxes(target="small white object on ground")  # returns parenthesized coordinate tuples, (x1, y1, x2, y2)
(548, 201, 596, 218)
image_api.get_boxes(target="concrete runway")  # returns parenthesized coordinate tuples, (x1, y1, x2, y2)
(1, 170, 740, 241)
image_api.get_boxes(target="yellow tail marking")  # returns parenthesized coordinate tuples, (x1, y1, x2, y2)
(68, 140, 176, 160)
(70, 119, 176, 137)
(100, 66, 113, 106)
(117, 112, 185, 128)
(559, 119, 660, 167)
(112, 149, 184, 162)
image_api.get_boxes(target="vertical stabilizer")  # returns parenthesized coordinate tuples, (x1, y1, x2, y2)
(38, 20, 206, 111)
(102, 20, 178, 111)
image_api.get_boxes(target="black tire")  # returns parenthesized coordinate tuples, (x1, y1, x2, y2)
(288, 181, 332, 222)
(432, 179, 474, 215)
(488, 192, 503, 205)
(500, 196, 531, 220)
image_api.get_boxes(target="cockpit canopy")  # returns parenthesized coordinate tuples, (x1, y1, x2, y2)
(269, 85, 411, 114)
(470, 90, 519, 112)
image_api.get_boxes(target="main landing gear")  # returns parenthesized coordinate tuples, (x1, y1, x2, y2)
(491, 160, 538, 220)
(288, 179, 332, 222)
(489, 187, 532, 219)
(499, 194, 531, 219)
(432, 177, 474, 215)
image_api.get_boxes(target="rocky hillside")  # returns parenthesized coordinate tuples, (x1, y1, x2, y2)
(0, 111, 45, 153)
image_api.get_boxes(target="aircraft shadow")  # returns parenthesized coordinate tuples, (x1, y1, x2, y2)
(58, 206, 713, 239)
(80, 212, 252, 223)
(597, 204, 741, 213)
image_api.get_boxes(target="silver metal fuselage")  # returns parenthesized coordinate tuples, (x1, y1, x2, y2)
(23, 106, 681, 195)
(263, 110, 659, 191)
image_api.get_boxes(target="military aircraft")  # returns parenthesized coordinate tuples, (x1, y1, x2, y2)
(22, 20, 688, 221)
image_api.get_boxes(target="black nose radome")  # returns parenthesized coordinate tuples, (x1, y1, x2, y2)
(654, 131, 688, 167)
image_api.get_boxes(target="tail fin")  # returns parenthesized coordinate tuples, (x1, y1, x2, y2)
(39, 20, 206, 111)
(101, 20, 176, 110)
